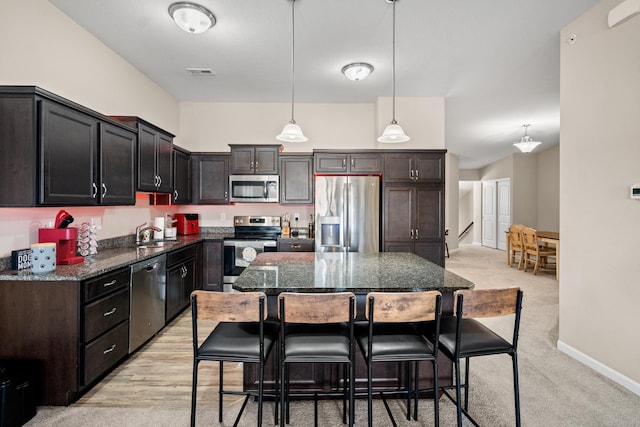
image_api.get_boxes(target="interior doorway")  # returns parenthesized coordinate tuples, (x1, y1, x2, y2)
(481, 178, 510, 250)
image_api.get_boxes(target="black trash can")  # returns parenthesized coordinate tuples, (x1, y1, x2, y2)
(0, 360, 39, 427)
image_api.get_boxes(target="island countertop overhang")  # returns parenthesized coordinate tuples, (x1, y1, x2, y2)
(232, 252, 474, 294)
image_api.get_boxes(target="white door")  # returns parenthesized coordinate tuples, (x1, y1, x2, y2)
(497, 179, 511, 250)
(482, 179, 511, 250)
(481, 181, 497, 248)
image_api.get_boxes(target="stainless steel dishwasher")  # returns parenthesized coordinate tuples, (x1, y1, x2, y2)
(129, 254, 166, 353)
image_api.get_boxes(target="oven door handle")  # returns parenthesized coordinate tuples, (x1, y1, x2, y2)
(264, 240, 277, 247)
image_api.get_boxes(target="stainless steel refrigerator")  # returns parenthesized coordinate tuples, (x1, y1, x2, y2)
(315, 175, 380, 253)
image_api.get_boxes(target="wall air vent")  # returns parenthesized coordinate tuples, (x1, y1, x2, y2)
(186, 68, 215, 76)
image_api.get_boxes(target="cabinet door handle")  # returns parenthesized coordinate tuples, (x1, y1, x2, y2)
(254, 161, 258, 170)
(103, 344, 116, 355)
(174, 190, 178, 201)
(410, 229, 414, 239)
(291, 244, 301, 249)
(415, 229, 419, 239)
(103, 307, 117, 317)
(351, 158, 355, 169)
(410, 170, 414, 179)
(92, 183, 98, 199)
(224, 191, 228, 199)
(157, 175, 162, 187)
(101, 183, 107, 198)
(415, 170, 419, 180)
(103, 279, 117, 288)
(342, 158, 346, 169)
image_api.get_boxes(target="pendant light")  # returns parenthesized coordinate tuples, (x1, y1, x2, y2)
(276, 0, 307, 142)
(377, 0, 410, 143)
(513, 124, 542, 153)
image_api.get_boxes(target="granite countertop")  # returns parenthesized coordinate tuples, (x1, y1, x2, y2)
(233, 252, 474, 294)
(0, 232, 232, 282)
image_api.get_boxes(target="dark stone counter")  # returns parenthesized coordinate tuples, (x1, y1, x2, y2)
(233, 251, 474, 294)
(0, 232, 232, 281)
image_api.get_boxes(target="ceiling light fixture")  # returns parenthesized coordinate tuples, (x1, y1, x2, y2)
(342, 62, 374, 81)
(513, 124, 542, 153)
(378, 0, 409, 144)
(168, 2, 216, 34)
(276, 0, 307, 142)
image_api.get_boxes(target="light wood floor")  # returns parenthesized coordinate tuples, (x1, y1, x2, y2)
(75, 310, 242, 409)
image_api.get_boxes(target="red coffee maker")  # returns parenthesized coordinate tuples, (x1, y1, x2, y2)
(38, 210, 84, 265)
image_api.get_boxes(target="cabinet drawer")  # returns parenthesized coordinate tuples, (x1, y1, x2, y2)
(84, 268, 130, 302)
(82, 320, 129, 386)
(83, 288, 130, 342)
(278, 238, 315, 252)
(167, 244, 197, 267)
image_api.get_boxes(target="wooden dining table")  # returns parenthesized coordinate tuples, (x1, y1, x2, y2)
(506, 230, 559, 280)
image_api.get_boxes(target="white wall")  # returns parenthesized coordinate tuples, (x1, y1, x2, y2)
(559, 0, 640, 392)
(445, 154, 460, 250)
(537, 145, 560, 230)
(0, 0, 181, 258)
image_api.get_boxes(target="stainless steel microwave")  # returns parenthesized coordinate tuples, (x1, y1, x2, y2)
(229, 175, 279, 203)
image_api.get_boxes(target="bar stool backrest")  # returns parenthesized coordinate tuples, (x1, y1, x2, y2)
(278, 292, 355, 323)
(365, 291, 441, 322)
(192, 290, 267, 322)
(454, 287, 520, 318)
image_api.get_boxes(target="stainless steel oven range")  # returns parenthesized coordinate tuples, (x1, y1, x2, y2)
(223, 215, 281, 291)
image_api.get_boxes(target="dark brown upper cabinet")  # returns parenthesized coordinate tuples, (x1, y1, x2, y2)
(192, 153, 229, 204)
(383, 151, 445, 183)
(280, 154, 313, 205)
(229, 144, 280, 175)
(112, 116, 174, 193)
(173, 146, 191, 204)
(314, 151, 382, 174)
(0, 86, 136, 207)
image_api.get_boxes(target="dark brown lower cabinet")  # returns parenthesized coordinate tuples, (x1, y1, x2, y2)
(202, 240, 223, 291)
(0, 267, 130, 405)
(166, 244, 201, 322)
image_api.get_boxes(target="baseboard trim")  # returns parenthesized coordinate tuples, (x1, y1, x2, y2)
(557, 340, 640, 396)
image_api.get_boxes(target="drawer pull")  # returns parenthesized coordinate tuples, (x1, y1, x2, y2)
(103, 279, 117, 288)
(103, 308, 117, 317)
(291, 244, 301, 249)
(103, 344, 116, 355)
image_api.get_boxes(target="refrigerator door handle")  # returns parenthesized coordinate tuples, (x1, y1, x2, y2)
(343, 182, 349, 251)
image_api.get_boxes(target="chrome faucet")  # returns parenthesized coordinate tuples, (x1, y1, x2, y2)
(135, 222, 162, 245)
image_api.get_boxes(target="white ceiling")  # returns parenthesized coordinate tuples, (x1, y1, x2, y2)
(49, 0, 598, 169)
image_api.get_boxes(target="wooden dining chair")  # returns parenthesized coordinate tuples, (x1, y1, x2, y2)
(521, 226, 557, 275)
(508, 224, 525, 269)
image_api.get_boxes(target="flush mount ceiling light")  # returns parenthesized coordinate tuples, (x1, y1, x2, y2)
(276, 0, 307, 142)
(168, 2, 216, 34)
(513, 124, 542, 153)
(378, 0, 409, 144)
(342, 63, 374, 81)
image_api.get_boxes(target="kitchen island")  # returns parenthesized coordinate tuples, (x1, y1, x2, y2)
(234, 251, 474, 396)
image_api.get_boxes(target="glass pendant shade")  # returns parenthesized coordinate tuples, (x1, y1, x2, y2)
(513, 124, 541, 153)
(513, 137, 541, 153)
(168, 2, 215, 34)
(377, 122, 410, 143)
(276, 122, 308, 142)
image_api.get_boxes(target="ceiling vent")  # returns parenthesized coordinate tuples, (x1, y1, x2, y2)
(186, 68, 215, 76)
